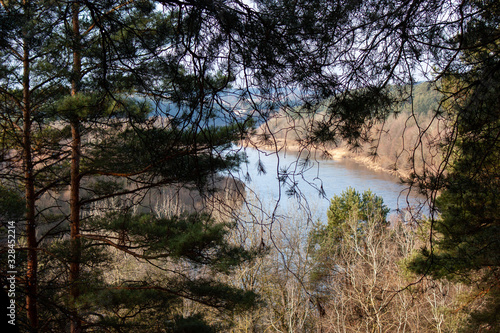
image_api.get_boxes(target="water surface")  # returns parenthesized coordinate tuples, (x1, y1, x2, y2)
(238, 147, 424, 221)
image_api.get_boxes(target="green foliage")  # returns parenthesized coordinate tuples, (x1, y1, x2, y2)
(26, 237, 112, 331)
(92, 212, 257, 273)
(317, 86, 397, 146)
(407, 1, 500, 330)
(398, 82, 442, 115)
(77, 212, 260, 331)
(309, 188, 390, 285)
(79, 123, 246, 203)
(0, 185, 24, 221)
(30, 212, 259, 332)
(326, 187, 390, 231)
(54, 93, 150, 121)
(9, 0, 498, 331)
(1, 1, 258, 331)
(168, 314, 217, 333)
(311, 187, 390, 248)
(408, 154, 500, 329)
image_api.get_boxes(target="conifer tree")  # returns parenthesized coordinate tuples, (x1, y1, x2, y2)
(47, 1, 260, 331)
(407, 1, 500, 330)
(2, 1, 261, 331)
(0, 2, 68, 331)
(309, 188, 390, 291)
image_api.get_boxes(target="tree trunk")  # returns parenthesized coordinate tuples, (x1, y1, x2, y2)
(69, 119, 81, 333)
(22, 3, 38, 328)
(69, 2, 82, 332)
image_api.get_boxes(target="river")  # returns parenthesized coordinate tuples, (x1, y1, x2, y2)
(236, 147, 426, 222)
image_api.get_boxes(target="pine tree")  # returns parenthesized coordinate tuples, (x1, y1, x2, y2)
(307, 188, 392, 329)
(0, 2, 69, 331)
(48, 2, 259, 331)
(407, 1, 500, 330)
(2, 1, 261, 331)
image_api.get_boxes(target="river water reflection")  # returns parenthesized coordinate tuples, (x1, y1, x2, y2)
(238, 147, 425, 221)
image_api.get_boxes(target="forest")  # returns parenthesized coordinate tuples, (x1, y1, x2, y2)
(255, 81, 444, 178)
(0, 0, 498, 332)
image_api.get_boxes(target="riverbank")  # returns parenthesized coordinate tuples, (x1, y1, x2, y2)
(243, 138, 412, 180)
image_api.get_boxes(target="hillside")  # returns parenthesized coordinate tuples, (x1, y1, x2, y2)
(252, 82, 444, 179)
